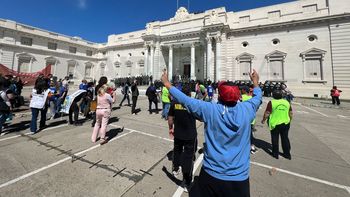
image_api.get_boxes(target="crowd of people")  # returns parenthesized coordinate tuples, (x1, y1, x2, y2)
(0, 70, 346, 196)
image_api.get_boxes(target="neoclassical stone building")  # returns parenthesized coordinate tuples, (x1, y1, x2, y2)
(1, 0, 350, 98)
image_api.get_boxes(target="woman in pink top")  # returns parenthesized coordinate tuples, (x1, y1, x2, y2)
(91, 85, 116, 144)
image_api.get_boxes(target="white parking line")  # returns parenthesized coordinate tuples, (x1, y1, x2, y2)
(0, 130, 133, 189)
(294, 103, 329, 117)
(172, 154, 204, 197)
(251, 161, 350, 194)
(0, 124, 69, 143)
(337, 115, 350, 119)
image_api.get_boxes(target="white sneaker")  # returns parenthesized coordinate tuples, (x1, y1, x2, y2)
(172, 167, 181, 178)
(182, 182, 192, 193)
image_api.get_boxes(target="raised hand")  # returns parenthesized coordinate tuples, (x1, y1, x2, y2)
(250, 69, 259, 87)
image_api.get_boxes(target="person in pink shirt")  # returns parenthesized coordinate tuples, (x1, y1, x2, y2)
(91, 84, 116, 145)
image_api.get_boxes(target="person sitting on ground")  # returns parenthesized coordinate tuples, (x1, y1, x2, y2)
(0, 76, 14, 135)
(161, 69, 262, 196)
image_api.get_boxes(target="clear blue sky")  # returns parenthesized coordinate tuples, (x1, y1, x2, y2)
(1, 0, 294, 43)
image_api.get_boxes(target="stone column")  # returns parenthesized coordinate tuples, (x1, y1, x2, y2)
(144, 45, 149, 75)
(150, 45, 154, 76)
(168, 45, 173, 80)
(191, 43, 196, 80)
(206, 37, 212, 80)
(215, 36, 222, 81)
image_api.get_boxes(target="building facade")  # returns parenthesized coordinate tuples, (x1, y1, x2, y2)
(1, 0, 350, 98)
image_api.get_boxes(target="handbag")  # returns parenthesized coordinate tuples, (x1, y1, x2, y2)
(90, 99, 97, 112)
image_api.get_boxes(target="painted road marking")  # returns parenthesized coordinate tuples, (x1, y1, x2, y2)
(296, 110, 310, 114)
(0, 130, 133, 189)
(251, 162, 350, 194)
(294, 103, 329, 117)
(337, 115, 350, 119)
(0, 124, 69, 143)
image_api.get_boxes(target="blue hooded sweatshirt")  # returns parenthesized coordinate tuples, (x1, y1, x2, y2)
(169, 86, 262, 181)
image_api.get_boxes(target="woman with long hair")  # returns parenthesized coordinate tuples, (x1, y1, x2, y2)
(91, 84, 116, 145)
(29, 78, 49, 134)
(91, 76, 108, 127)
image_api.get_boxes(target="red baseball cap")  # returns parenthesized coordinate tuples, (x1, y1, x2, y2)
(218, 81, 241, 103)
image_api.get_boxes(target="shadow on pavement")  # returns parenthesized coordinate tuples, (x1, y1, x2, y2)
(106, 126, 124, 141)
(162, 166, 182, 186)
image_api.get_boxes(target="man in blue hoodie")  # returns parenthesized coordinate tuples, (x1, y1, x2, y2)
(161, 69, 261, 197)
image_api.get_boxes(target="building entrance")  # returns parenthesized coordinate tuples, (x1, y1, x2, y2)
(184, 64, 190, 78)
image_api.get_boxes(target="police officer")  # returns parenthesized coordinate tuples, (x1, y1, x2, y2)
(261, 89, 293, 160)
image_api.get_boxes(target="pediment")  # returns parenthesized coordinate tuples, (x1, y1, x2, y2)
(236, 52, 254, 60)
(266, 50, 287, 58)
(300, 48, 326, 56)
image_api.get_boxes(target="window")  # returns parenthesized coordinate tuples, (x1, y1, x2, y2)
(48, 42, 57, 50)
(239, 16, 250, 23)
(86, 50, 93, 56)
(236, 53, 254, 80)
(69, 46, 77, 54)
(308, 35, 318, 42)
(242, 41, 249, 48)
(126, 60, 132, 67)
(269, 60, 283, 80)
(114, 61, 121, 68)
(300, 48, 326, 81)
(18, 57, 31, 72)
(305, 59, 322, 80)
(85, 63, 92, 78)
(272, 39, 280, 46)
(100, 64, 106, 76)
(138, 59, 144, 67)
(20, 37, 32, 46)
(265, 50, 287, 80)
(67, 61, 76, 79)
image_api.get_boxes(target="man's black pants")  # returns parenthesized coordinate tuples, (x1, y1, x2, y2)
(148, 98, 158, 113)
(173, 138, 196, 185)
(131, 96, 138, 113)
(198, 168, 250, 197)
(69, 101, 79, 124)
(332, 96, 340, 105)
(270, 123, 291, 158)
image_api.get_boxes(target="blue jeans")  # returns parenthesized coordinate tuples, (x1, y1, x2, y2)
(162, 103, 170, 119)
(30, 107, 48, 133)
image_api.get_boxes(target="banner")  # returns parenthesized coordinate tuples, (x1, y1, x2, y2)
(0, 64, 52, 86)
(60, 90, 86, 114)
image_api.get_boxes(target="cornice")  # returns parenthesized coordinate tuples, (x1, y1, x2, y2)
(0, 41, 103, 61)
(228, 13, 350, 35)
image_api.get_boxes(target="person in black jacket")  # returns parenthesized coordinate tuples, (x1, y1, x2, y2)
(146, 83, 158, 114)
(168, 83, 198, 192)
(131, 80, 139, 115)
(119, 82, 130, 107)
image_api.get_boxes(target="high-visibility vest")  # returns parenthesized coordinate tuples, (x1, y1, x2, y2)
(242, 94, 256, 125)
(161, 87, 170, 103)
(269, 99, 291, 130)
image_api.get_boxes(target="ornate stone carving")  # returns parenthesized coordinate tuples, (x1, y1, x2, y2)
(146, 23, 154, 34)
(172, 7, 191, 22)
(206, 10, 220, 25)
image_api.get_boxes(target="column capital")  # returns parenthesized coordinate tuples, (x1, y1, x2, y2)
(214, 35, 222, 43)
(206, 36, 212, 43)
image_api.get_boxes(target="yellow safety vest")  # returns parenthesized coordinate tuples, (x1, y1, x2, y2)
(162, 87, 170, 103)
(242, 94, 256, 125)
(269, 99, 291, 130)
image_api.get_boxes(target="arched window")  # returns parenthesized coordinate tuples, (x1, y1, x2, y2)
(84, 62, 94, 79)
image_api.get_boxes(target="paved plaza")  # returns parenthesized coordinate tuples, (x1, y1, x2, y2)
(0, 93, 350, 197)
